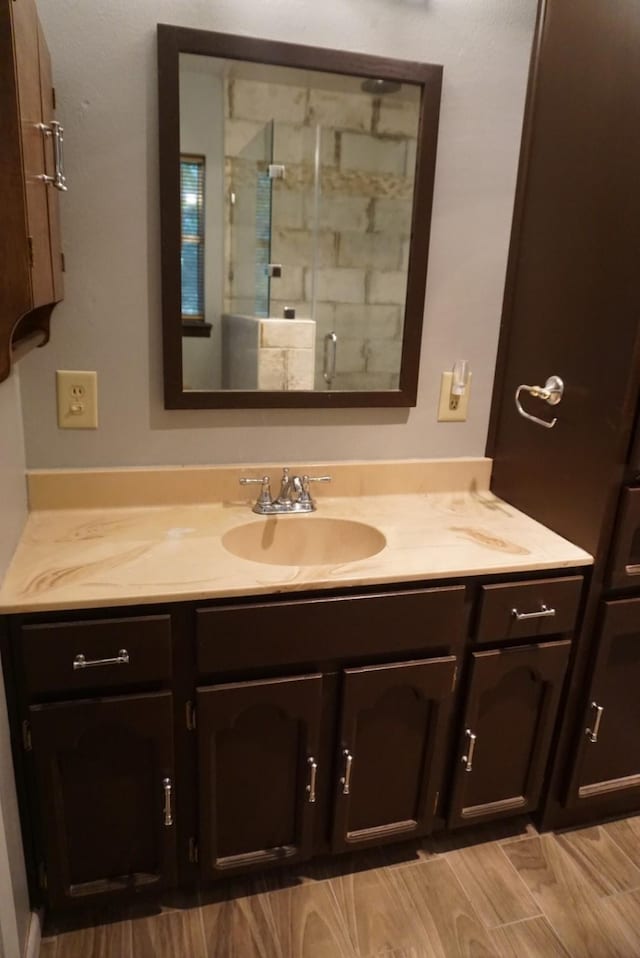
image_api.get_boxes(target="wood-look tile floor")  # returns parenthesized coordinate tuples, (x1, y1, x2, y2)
(41, 814, 640, 958)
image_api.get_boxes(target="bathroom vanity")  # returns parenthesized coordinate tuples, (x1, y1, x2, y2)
(0, 462, 592, 914)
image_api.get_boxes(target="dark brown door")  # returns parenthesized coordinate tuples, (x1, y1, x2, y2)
(448, 641, 570, 828)
(566, 599, 640, 808)
(197, 673, 323, 879)
(331, 656, 456, 852)
(30, 691, 176, 910)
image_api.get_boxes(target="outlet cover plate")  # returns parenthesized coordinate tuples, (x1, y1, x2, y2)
(438, 371, 472, 422)
(56, 370, 98, 429)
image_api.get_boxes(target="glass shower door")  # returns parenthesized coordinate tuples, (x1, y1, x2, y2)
(227, 121, 274, 317)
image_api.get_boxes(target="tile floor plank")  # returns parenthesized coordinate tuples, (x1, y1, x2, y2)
(503, 835, 632, 958)
(396, 858, 495, 958)
(53, 919, 131, 958)
(556, 825, 640, 896)
(600, 888, 640, 955)
(603, 815, 640, 869)
(330, 863, 426, 956)
(202, 880, 356, 958)
(490, 916, 571, 958)
(447, 842, 541, 928)
(39, 942, 58, 958)
(131, 910, 206, 958)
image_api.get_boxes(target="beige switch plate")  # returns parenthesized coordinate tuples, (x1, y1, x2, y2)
(56, 370, 98, 429)
(438, 371, 472, 422)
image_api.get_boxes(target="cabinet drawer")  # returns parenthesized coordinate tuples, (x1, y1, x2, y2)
(197, 586, 465, 674)
(608, 487, 640, 591)
(19, 615, 172, 697)
(475, 576, 583, 643)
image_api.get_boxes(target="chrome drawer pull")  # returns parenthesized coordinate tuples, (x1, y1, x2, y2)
(340, 749, 353, 795)
(585, 702, 604, 744)
(72, 649, 130, 670)
(306, 756, 318, 804)
(37, 121, 68, 192)
(163, 777, 174, 826)
(462, 729, 477, 772)
(511, 604, 556, 621)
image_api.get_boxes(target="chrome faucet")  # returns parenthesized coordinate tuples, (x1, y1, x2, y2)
(239, 467, 331, 515)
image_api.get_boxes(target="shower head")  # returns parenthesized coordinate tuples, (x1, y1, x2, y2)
(360, 78, 402, 96)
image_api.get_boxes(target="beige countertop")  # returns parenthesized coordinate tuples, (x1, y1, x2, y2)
(0, 461, 593, 613)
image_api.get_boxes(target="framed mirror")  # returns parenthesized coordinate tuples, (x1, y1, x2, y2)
(158, 25, 442, 408)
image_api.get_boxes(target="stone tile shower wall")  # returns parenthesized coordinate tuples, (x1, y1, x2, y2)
(223, 76, 418, 390)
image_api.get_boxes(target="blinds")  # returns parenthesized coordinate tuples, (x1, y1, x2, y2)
(180, 156, 205, 320)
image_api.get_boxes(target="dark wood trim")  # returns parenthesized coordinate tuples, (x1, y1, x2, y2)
(157, 24, 442, 409)
(181, 320, 212, 339)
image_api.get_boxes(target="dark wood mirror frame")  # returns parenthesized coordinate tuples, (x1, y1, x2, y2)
(157, 24, 443, 409)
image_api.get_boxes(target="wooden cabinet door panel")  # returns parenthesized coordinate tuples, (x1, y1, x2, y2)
(448, 641, 570, 827)
(566, 599, 640, 807)
(197, 673, 323, 879)
(12, 0, 54, 307)
(37, 21, 63, 302)
(30, 691, 176, 910)
(332, 656, 456, 852)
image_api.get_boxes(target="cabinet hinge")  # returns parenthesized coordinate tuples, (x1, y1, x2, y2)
(451, 665, 458, 692)
(27, 236, 34, 268)
(185, 700, 196, 731)
(22, 720, 32, 752)
(61, 251, 66, 272)
(52, 86, 56, 110)
(188, 837, 199, 864)
(37, 862, 48, 890)
(433, 790, 440, 815)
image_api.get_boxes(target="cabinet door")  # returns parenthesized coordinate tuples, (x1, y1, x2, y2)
(331, 656, 456, 852)
(12, 0, 55, 307)
(197, 673, 323, 879)
(448, 641, 570, 828)
(566, 599, 640, 808)
(30, 691, 176, 910)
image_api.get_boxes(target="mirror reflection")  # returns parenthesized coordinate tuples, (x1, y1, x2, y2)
(179, 54, 421, 393)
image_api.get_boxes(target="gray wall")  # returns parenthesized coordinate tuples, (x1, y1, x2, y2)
(19, 0, 537, 468)
(0, 374, 30, 958)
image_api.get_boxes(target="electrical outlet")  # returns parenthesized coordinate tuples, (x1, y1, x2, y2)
(56, 370, 98, 429)
(438, 371, 472, 422)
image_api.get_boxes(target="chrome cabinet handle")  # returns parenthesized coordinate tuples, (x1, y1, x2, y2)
(323, 332, 337, 386)
(73, 649, 129, 670)
(38, 121, 68, 192)
(306, 756, 318, 804)
(515, 375, 564, 429)
(511, 604, 556, 621)
(585, 702, 604, 743)
(462, 729, 477, 772)
(163, 777, 174, 826)
(340, 749, 353, 795)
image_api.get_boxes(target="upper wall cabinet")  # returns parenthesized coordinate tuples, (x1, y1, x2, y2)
(0, 0, 65, 383)
(157, 25, 443, 408)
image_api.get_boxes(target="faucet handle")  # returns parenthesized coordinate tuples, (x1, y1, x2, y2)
(301, 474, 332, 501)
(239, 475, 272, 506)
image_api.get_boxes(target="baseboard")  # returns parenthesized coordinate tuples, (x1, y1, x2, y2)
(24, 911, 41, 958)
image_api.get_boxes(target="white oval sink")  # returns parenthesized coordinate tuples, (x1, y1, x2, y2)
(222, 517, 386, 566)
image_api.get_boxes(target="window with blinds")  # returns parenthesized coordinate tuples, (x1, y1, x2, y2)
(180, 155, 205, 320)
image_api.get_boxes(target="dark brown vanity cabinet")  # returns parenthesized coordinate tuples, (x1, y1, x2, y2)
(4, 572, 585, 912)
(566, 598, 640, 810)
(196, 673, 323, 878)
(29, 692, 176, 911)
(448, 641, 570, 828)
